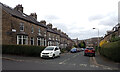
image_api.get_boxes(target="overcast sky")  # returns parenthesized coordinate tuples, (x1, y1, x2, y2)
(0, 0, 119, 40)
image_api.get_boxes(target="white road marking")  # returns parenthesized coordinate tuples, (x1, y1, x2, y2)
(59, 58, 70, 64)
(90, 65, 98, 68)
(59, 62, 65, 64)
(79, 64, 87, 67)
(103, 67, 112, 70)
(90, 57, 118, 70)
(59, 53, 79, 64)
(73, 55, 77, 58)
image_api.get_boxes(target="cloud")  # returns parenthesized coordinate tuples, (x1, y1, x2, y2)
(88, 11, 117, 29)
(67, 29, 97, 40)
(43, 15, 60, 23)
(68, 26, 113, 40)
(44, 15, 60, 20)
(51, 22, 69, 33)
(1, 0, 118, 40)
(88, 15, 105, 22)
(98, 13, 118, 27)
(99, 19, 117, 27)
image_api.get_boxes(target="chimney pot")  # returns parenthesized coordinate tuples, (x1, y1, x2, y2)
(30, 13, 37, 20)
(58, 29, 61, 33)
(53, 28, 57, 31)
(47, 23, 52, 29)
(40, 20, 46, 25)
(14, 4, 23, 12)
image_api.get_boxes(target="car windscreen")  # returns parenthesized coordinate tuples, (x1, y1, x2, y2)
(45, 47, 54, 50)
(86, 48, 93, 50)
(71, 48, 76, 50)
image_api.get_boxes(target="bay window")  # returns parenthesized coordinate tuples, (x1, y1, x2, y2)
(30, 37, 34, 45)
(37, 38, 41, 46)
(17, 35, 28, 45)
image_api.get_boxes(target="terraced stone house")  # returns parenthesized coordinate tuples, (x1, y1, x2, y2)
(1, 3, 74, 48)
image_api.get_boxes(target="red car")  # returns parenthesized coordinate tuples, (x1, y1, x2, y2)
(84, 47, 95, 57)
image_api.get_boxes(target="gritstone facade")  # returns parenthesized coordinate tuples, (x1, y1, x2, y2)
(1, 3, 74, 48)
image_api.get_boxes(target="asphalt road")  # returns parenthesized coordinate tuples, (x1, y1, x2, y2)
(2, 51, 109, 70)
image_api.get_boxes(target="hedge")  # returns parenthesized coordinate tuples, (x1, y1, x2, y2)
(2, 45, 46, 57)
(100, 41, 120, 62)
(110, 36, 120, 42)
(61, 48, 68, 53)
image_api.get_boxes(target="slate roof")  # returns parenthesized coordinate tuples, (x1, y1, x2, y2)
(1, 2, 73, 41)
(47, 28, 56, 34)
(1, 2, 47, 28)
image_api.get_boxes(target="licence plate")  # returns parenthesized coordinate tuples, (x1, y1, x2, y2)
(43, 54, 48, 56)
(88, 50, 91, 52)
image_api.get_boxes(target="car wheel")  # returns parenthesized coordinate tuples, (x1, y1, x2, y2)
(52, 54, 55, 59)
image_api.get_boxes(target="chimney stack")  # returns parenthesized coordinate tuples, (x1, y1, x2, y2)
(14, 4, 23, 13)
(61, 32, 64, 35)
(53, 28, 57, 31)
(58, 29, 61, 33)
(30, 13, 37, 20)
(40, 20, 46, 25)
(47, 23, 52, 29)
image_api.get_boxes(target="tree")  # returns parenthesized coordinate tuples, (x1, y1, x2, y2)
(78, 41, 86, 48)
(83, 41, 86, 48)
(78, 43, 81, 48)
(73, 45, 78, 48)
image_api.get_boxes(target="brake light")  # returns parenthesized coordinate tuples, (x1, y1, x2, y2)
(85, 49, 88, 52)
(92, 50, 95, 52)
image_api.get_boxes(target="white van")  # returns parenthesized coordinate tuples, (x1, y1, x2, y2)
(40, 46, 61, 58)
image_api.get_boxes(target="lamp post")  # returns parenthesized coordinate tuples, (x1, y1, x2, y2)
(93, 28, 100, 51)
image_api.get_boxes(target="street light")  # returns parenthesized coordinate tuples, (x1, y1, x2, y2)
(93, 28, 99, 48)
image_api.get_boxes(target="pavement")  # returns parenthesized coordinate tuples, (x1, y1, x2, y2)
(1, 51, 120, 70)
(94, 53, 120, 70)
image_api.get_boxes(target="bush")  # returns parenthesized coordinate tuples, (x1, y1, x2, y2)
(99, 40, 108, 47)
(100, 41, 120, 62)
(66, 46, 72, 52)
(2, 45, 46, 57)
(61, 48, 68, 53)
(95, 46, 98, 52)
(73, 45, 78, 48)
(110, 36, 120, 42)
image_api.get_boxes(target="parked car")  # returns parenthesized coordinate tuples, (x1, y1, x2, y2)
(40, 46, 61, 58)
(84, 47, 95, 57)
(81, 48, 85, 51)
(77, 48, 82, 52)
(70, 48, 77, 53)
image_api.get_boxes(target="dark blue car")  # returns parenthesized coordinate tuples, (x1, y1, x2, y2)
(70, 48, 77, 53)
